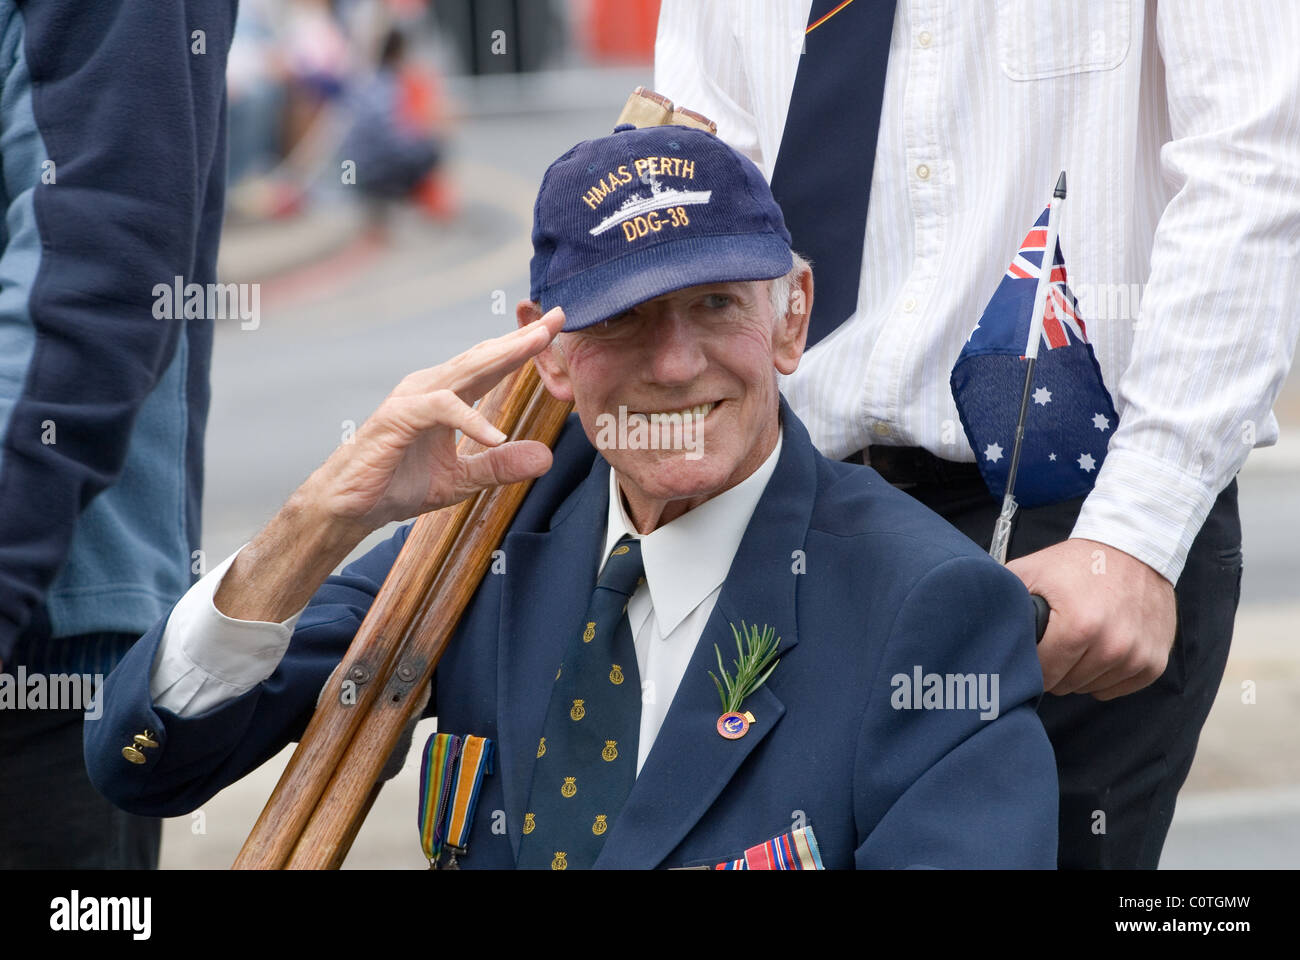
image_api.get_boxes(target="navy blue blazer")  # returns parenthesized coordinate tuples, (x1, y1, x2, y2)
(85, 401, 1058, 868)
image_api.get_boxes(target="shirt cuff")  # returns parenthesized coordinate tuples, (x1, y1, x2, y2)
(150, 544, 310, 717)
(1069, 447, 1218, 586)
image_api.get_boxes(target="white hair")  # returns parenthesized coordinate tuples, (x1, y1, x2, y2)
(768, 251, 811, 321)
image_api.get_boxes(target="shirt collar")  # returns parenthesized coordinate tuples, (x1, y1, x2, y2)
(601, 427, 784, 636)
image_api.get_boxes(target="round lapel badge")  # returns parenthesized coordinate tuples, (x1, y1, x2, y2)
(717, 711, 749, 740)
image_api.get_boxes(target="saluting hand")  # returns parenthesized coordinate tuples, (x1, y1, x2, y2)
(304, 307, 566, 535)
(211, 307, 566, 625)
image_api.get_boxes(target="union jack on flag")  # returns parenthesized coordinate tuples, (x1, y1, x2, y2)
(949, 203, 1118, 509)
(1004, 208, 1089, 350)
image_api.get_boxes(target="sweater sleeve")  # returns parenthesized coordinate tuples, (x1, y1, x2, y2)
(0, 0, 236, 662)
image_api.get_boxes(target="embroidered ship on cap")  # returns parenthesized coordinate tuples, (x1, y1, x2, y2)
(589, 173, 713, 236)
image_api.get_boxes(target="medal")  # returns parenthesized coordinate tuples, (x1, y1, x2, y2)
(417, 733, 496, 868)
(716, 710, 756, 739)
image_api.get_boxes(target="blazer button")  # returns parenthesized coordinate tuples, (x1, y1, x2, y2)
(123, 729, 159, 763)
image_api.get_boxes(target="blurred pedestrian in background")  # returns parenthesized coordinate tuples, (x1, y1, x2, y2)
(228, 0, 457, 226)
(284, 0, 354, 149)
(228, 0, 290, 185)
(339, 26, 455, 223)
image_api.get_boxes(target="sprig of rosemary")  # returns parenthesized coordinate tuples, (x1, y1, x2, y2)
(709, 621, 781, 714)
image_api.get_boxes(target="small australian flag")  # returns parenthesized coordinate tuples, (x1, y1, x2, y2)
(950, 205, 1118, 509)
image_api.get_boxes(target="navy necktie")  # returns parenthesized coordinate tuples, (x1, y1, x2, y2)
(769, 0, 897, 348)
(516, 536, 645, 870)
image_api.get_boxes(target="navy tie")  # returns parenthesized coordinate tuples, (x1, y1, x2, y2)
(769, 0, 897, 348)
(516, 536, 645, 870)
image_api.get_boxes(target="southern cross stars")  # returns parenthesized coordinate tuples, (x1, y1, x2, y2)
(1033, 386, 1052, 406)
(1092, 412, 1110, 431)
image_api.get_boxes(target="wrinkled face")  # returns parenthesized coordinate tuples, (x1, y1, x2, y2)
(537, 279, 804, 514)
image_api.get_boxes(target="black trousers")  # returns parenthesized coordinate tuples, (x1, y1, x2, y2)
(0, 676, 162, 869)
(895, 468, 1243, 868)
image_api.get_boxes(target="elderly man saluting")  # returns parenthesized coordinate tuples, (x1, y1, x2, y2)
(86, 123, 1056, 869)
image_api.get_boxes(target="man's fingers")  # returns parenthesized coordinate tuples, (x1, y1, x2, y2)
(453, 397, 510, 448)
(386, 388, 506, 446)
(453, 441, 553, 497)
(1049, 648, 1125, 696)
(1035, 616, 1088, 692)
(1043, 627, 1168, 697)
(1074, 646, 1167, 698)
(1090, 672, 1161, 701)
(451, 306, 566, 401)
(403, 307, 565, 402)
(1072, 663, 1140, 697)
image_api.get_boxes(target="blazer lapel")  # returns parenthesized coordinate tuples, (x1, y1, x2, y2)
(498, 456, 610, 863)
(594, 402, 817, 869)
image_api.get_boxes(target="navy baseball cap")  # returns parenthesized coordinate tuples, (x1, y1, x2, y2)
(529, 123, 793, 332)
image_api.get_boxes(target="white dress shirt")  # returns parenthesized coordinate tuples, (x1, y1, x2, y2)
(655, 0, 1300, 584)
(150, 430, 783, 776)
(149, 545, 308, 717)
(601, 429, 782, 773)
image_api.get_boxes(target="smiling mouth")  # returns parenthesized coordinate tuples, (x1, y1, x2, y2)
(628, 401, 719, 420)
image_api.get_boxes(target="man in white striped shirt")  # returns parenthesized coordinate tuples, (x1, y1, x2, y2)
(655, 0, 1300, 867)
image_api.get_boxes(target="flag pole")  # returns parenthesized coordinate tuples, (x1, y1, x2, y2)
(988, 171, 1067, 564)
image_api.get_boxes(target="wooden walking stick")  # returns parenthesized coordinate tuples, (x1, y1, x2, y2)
(234, 89, 718, 869)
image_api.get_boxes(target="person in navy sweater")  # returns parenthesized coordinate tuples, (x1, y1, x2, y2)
(0, 1, 234, 867)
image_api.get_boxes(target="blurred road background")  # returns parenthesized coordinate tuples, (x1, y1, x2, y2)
(155, 0, 1298, 868)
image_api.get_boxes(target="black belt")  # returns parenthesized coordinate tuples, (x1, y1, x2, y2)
(846, 445, 985, 488)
